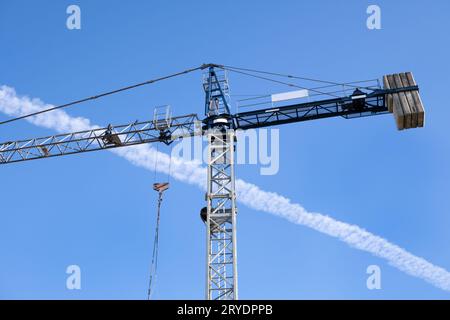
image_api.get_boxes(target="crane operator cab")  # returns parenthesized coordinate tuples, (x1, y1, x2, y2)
(342, 88, 367, 112)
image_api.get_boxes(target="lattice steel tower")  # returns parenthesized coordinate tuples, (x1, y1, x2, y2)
(201, 66, 238, 300)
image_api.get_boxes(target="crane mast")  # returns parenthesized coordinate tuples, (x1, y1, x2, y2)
(202, 67, 238, 300)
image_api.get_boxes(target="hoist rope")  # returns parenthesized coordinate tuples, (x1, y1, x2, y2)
(222, 67, 341, 98)
(153, 144, 159, 182)
(221, 65, 377, 90)
(0, 63, 377, 127)
(167, 144, 173, 184)
(234, 79, 380, 103)
(147, 144, 172, 299)
(0, 65, 203, 126)
(147, 190, 163, 300)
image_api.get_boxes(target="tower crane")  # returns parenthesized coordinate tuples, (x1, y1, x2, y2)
(0, 63, 425, 300)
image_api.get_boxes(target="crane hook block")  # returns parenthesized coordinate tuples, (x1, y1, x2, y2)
(153, 182, 170, 193)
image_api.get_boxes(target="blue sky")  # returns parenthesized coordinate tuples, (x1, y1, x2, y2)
(1, 0, 450, 299)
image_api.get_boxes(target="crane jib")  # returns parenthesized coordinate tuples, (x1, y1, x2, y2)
(0, 85, 422, 165)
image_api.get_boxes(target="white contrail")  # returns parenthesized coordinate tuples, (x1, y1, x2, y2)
(1, 85, 450, 292)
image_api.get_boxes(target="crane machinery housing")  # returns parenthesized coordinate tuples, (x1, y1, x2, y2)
(0, 63, 425, 300)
